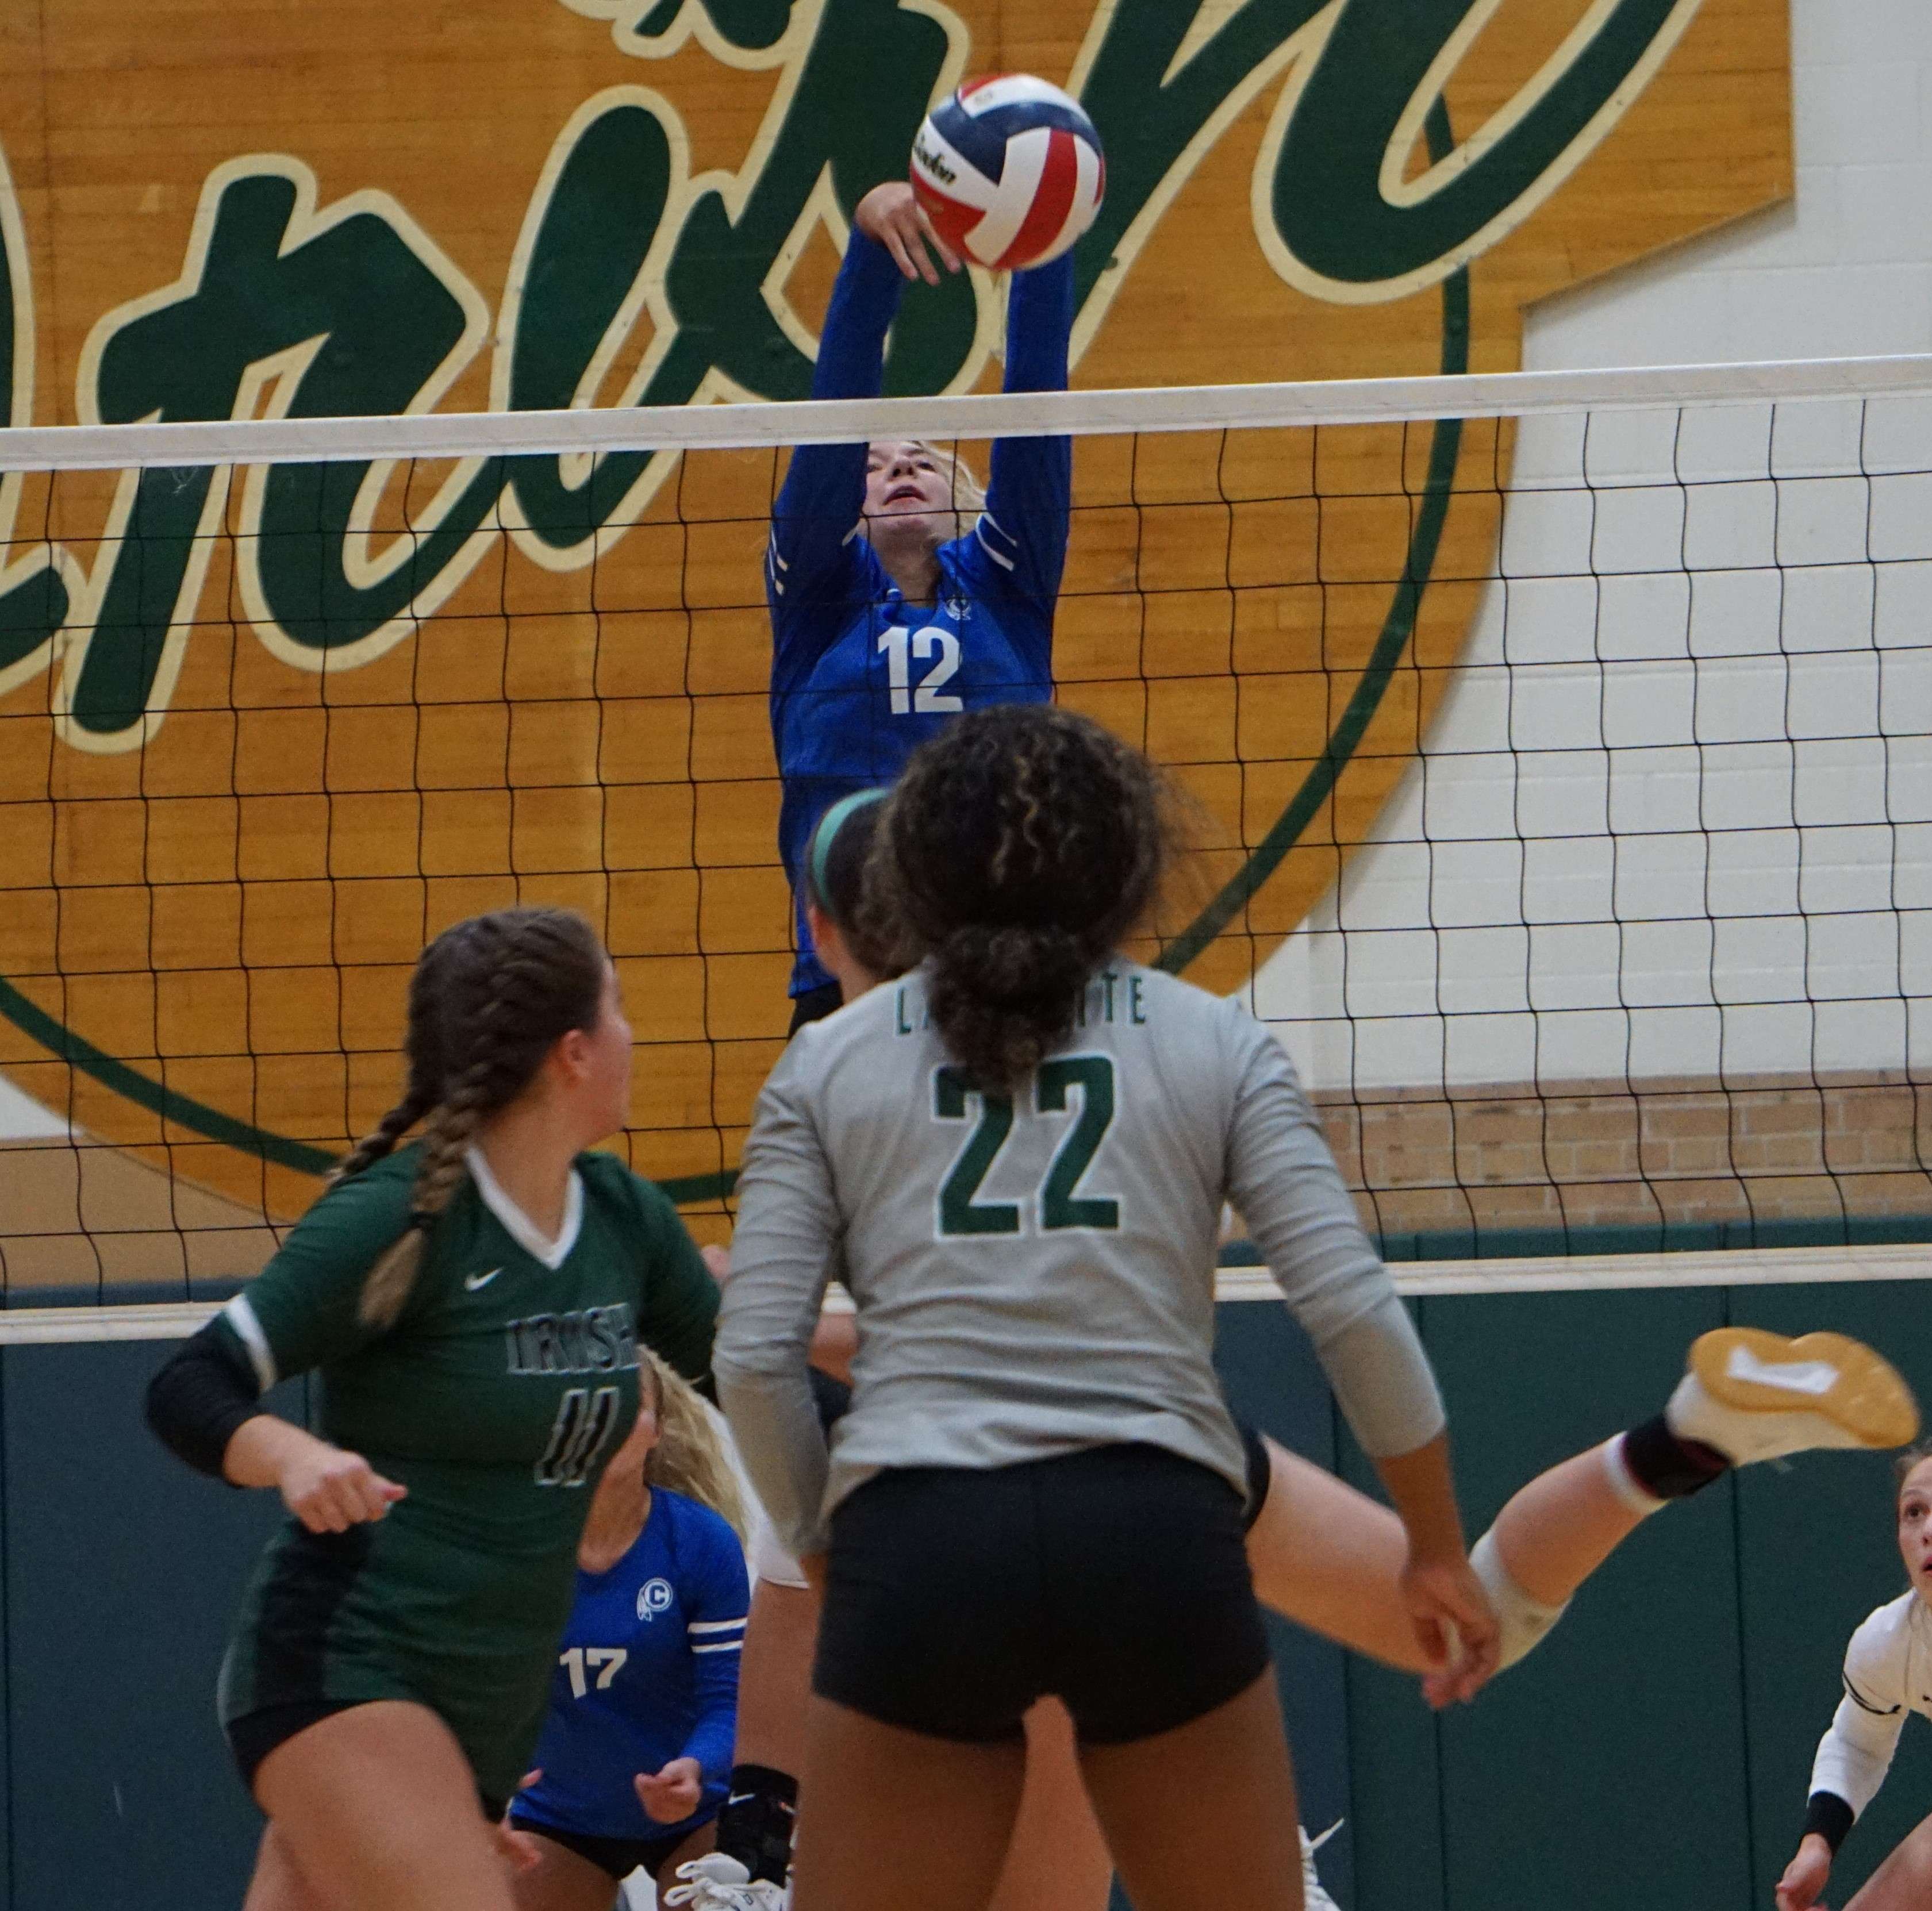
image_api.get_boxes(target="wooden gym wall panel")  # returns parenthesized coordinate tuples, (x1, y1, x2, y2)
(0, 1, 1792, 1248)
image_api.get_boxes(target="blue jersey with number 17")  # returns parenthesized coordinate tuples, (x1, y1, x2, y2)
(766, 234, 1074, 997)
(514, 1487, 749, 1845)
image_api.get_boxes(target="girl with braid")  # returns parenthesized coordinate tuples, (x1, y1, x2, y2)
(146, 906, 720, 1911)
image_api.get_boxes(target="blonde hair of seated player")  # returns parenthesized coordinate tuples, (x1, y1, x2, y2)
(802, 896, 1699, 1911)
(1776, 1447, 1932, 1911)
(509, 1351, 748, 1909)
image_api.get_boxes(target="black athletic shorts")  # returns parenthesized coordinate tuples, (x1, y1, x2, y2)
(813, 1443, 1272, 1745)
(1240, 1417, 1272, 1527)
(226, 1698, 508, 1820)
(508, 1813, 711, 1882)
(788, 982, 842, 1035)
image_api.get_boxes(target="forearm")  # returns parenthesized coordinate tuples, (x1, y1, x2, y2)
(1812, 1698, 1902, 1821)
(145, 1320, 267, 1479)
(1318, 1293, 1447, 1463)
(810, 232, 904, 402)
(221, 1413, 336, 1490)
(682, 1691, 739, 1791)
(1373, 1431, 1467, 1563)
(715, 1362, 834, 1559)
(1002, 255, 1073, 393)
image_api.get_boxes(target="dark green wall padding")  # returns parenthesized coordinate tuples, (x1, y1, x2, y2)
(1341, 1279, 1932, 1911)
(7, 1283, 1932, 1910)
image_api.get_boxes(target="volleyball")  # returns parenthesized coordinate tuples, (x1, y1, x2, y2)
(910, 75, 1105, 272)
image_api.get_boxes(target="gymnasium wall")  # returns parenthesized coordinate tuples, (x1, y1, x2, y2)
(12, 1277, 1929, 1911)
(0, 0, 1796, 1277)
(1251, 0, 1932, 1249)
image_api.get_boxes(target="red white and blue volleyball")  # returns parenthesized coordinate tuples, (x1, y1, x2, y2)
(911, 75, 1105, 272)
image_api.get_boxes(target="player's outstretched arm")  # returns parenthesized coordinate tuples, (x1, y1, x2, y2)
(1775, 1833, 1833, 1911)
(768, 186, 929, 686)
(1374, 1432, 1498, 1705)
(974, 252, 1074, 634)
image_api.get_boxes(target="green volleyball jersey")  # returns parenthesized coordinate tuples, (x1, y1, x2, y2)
(214, 1144, 717, 1799)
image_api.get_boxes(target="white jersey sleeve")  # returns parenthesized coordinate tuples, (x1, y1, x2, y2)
(1223, 1010, 1445, 1459)
(713, 1036, 842, 1559)
(1811, 1594, 1918, 1819)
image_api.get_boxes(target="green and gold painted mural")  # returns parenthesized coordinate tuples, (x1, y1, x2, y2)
(0, 0, 1789, 1270)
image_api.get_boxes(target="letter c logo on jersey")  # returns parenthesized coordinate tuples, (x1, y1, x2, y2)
(636, 1578, 674, 1623)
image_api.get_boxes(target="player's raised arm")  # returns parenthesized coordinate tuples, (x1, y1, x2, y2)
(767, 186, 951, 687)
(1220, 1009, 1497, 1700)
(970, 253, 1075, 641)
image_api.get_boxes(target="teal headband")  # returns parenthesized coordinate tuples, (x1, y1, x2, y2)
(807, 788, 889, 923)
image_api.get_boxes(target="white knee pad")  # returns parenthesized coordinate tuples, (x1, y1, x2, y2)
(1470, 1528, 1569, 1671)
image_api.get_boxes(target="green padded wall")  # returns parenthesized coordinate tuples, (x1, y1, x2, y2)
(2, 1276, 1929, 1910)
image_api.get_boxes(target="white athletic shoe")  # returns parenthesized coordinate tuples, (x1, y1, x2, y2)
(1668, 1328, 1919, 1464)
(1300, 1820, 1342, 1911)
(661, 1853, 789, 1910)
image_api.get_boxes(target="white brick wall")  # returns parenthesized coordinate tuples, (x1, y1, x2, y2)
(1253, 0, 1932, 1097)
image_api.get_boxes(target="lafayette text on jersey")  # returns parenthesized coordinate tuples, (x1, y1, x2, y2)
(517, 1486, 750, 1843)
(214, 1144, 719, 1801)
(716, 962, 1445, 1559)
(765, 232, 1073, 996)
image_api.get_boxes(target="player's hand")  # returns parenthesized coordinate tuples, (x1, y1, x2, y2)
(491, 1784, 545, 1874)
(1400, 1552, 1499, 1707)
(1775, 1835, 1833, 1910)
(278, 1442, 406, 1533)
(700, 1243, 731, 1283)
(635, 1757, 704, 1824)
(855, 182, 961, 284)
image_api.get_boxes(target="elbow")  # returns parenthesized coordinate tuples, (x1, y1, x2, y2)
(712, 1337, 809, 1391)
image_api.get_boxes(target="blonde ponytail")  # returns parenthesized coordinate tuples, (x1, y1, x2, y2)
(643, 1352, 747, 1543)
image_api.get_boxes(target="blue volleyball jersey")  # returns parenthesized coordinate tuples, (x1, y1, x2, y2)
(766, 233, 1074, 995)
(514, 1487, 749, 1844)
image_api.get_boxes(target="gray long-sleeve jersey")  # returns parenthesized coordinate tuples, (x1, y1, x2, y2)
(715, 960, 1445, 1559)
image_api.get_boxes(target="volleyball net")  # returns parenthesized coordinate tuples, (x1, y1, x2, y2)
(0, 352, 1925, 1306)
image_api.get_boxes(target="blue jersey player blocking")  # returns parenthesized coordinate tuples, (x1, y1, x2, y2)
(510, 1352, 751, 1907)
(766, 180, 1074, 1027)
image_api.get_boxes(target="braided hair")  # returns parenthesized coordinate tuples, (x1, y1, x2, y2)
(871, 705, 1169, 1090)
(339, 906, 608, 1329)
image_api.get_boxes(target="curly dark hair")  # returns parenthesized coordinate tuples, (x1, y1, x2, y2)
(871, 704, 1169, 1089)
(335, 905, 608, 1327)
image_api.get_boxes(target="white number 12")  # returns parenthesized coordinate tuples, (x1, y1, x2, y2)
(878, 626, 963, 716)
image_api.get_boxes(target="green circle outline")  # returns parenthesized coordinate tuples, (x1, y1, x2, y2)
(0, 120, 1471, 1213)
